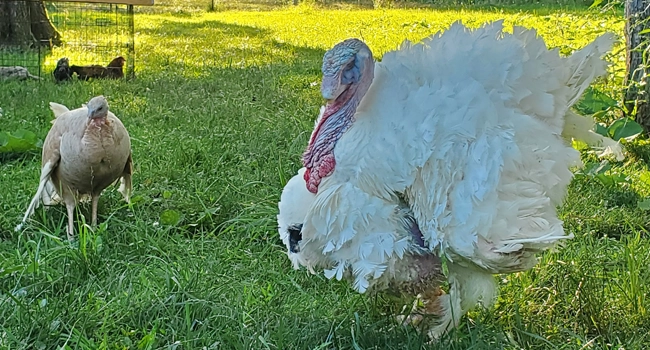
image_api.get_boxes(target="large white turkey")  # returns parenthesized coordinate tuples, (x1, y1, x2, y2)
(278, 21, 622, 337)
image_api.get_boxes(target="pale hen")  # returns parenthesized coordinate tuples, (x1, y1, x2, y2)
(16, 96, 133, 239)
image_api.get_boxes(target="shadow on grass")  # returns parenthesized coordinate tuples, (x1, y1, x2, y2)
(135, 18, 326, 72)
(140, 0, 609, 14)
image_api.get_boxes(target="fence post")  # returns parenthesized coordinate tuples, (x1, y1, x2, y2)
(127, 4, 135, 79)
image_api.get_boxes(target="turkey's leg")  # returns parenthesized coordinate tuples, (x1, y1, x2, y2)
(425, 264, 497, 339)
(398, 286, 445, 327)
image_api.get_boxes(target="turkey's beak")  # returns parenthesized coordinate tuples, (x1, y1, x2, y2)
(321, 75, 347, 102)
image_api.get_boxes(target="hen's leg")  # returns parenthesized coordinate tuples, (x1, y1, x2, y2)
(65, 201, 76, 241)
(91, 194, 100, 227)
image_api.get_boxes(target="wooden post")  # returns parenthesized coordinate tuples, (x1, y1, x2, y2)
(625, 0, 650, 133)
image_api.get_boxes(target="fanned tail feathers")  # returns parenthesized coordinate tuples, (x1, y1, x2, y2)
(564, 33, 616, 106)
(560, 32, 624, 161)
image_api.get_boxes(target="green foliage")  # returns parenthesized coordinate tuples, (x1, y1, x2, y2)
(575, 86, 619, 117)
(0, 130, 42, 154)
(576, 86, 644, 141)
(607, 117, 645, 141)
(0, 4, 648, 350)
(572, 86, 643, 187)
(160, 209, 182, 226)
(624, 138, 650, 163)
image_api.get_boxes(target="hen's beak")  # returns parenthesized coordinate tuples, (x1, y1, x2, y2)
(87, 108, 98, 119)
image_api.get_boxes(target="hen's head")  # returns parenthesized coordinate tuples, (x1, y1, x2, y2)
(302, 39, 375, 193)
(86, 96, 109, 120)
(55, 57, 70, 68)
(108, 56, 126, 68)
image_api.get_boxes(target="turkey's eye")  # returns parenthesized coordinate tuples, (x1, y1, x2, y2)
(341, 61, 359, 85)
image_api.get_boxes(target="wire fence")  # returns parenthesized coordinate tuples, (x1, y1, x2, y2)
(0, 0, 601, 81)
(0, 1, 134, 80)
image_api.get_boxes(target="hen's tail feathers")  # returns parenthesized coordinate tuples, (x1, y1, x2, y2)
(562, 110, 625, 161)
(49, 102, 70, 121)
(118, 154, 133, 203)
(118, 176, 132, 203)
(15, 161, 56, 231)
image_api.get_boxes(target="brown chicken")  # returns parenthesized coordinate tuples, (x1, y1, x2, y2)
(104, 56, 126, 79)
(69, 64, 106, 81)
(16, 96, 133, 239)
(69, 56, 125, 80)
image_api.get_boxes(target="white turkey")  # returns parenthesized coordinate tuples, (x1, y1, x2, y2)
(278, 21, 622, 338)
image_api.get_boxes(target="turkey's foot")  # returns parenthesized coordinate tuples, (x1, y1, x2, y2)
(396, 286, 446, 330)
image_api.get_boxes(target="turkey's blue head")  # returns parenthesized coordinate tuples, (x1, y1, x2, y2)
(302, 39, 375, 193)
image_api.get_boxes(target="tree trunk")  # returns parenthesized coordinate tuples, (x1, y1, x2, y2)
(0, 1, 61, 48)
(29, 1, 61, 46)
(625, 0, 650, 132)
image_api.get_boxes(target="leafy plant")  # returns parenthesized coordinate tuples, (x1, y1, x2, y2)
(600, 117, 645, 141)
(0, 130, 42, 154)
(576, 86, 645, 141)
(575, 159, 630, 186)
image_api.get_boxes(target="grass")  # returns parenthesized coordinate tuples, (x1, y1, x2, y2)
(1, 3, 649, 349)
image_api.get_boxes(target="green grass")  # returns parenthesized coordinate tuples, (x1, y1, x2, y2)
(1, 4, 649, 349)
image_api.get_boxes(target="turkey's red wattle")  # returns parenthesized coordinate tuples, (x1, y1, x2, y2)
(303, 55, 374, 193)
(304, 153, 336, 193)
(303, 103, 341, 194)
